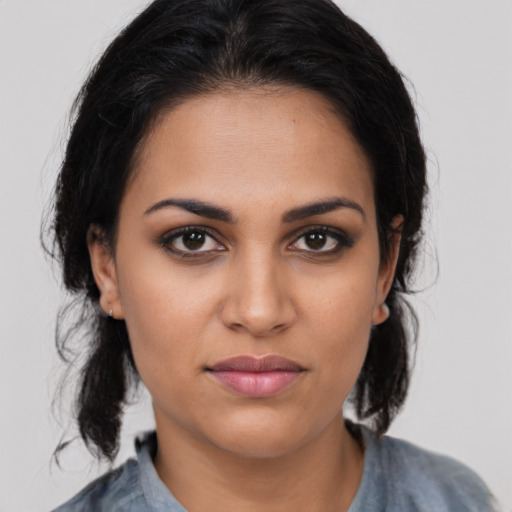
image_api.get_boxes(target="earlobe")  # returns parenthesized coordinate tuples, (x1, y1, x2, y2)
(87, 225, 124, 320)
(372, 302, 390, 325)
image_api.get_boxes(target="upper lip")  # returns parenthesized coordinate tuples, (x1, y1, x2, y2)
(207, 355, 304, 372)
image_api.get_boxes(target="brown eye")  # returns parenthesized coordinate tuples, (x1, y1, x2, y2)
(160, 227, 225, 255)
(289, 227, 354, 255)
(304, 232, 328, 250)
(182, 231, 206, 250)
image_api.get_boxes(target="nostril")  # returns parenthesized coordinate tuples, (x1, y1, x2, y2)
(224, 317, 292, 338)
(268, 323, 288, 335)
(227, 322, 244, 332)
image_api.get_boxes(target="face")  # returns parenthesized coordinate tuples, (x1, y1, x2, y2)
(89, 87, 398, 458)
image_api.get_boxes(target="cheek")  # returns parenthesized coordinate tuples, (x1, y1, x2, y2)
(314, 292, 372, 379)
(299, 259, 378, 390)
(116, 229, 217, 332)
(114, 249, 218, 386)
(300, 255, 379, 337)
(119, 277, 209, 428)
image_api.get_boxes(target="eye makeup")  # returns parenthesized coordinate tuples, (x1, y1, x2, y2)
(156, 224, 355, 262)
(157, 226, 226, 260)
(288, 226, 355, 256)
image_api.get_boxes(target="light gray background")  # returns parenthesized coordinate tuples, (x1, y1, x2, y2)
(1, 1, 511, 510)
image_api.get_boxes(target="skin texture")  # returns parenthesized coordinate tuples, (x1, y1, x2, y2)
(88, 87, 400, 511)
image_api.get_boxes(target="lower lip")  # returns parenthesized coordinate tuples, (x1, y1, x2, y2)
(209, 370, 302, 398)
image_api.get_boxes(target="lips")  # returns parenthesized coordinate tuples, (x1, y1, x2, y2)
(207, 355, 304, 398)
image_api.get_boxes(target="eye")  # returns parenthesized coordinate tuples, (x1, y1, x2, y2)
(160, 227, 225, 256)
(288, 227, 354, 254)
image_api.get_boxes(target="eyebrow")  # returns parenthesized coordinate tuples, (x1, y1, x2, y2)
(281, 197, 365, 223)
(144, 197, 365, 223)
(144, 198, 234, 223)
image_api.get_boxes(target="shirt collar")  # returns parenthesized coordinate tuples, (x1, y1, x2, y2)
(136, 432, 188, 511)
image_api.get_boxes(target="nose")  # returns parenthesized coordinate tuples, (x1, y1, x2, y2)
(220, 250, 297, 338)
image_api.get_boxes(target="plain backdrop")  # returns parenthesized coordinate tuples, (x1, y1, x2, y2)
(1, 1, 511, 510)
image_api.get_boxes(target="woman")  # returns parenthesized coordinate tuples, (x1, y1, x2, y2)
(49, 0, 496, 510)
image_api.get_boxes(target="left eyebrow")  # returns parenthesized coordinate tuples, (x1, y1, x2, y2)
(282, 197, 365, 223)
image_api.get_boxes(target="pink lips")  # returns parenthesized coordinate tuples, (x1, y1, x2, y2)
(207, 355, 304, 398)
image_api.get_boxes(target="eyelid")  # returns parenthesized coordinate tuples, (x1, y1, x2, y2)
(157, 224, 354, 258)
(158, 226, 226, 256)
(287, 225, 355, 253)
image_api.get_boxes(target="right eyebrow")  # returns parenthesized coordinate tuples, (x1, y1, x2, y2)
(144, 198, 236, 223)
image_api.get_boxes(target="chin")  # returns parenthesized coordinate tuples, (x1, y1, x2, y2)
(203, 411, 318, 459)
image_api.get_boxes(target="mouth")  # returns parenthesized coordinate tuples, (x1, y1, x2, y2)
(206, 355, 305, 398)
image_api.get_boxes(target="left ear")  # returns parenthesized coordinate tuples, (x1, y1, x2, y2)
(371, 215, 403, 325)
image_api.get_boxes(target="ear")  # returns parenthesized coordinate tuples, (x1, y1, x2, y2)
(371, 215, 403, 325)
(87, 225, 124, 320)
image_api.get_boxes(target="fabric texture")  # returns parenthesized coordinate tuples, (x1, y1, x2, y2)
(51, 425, 495, 511)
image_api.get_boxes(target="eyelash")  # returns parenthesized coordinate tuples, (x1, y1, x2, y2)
(288, 227, 354, 256)
(159, 226, 225, 259)
(158, 225, 354, 259)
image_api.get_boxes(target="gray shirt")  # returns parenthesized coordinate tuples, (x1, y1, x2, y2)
(51, 426, 496, 511)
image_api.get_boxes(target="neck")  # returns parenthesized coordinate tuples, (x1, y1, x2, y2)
(154, 413, 364, 512)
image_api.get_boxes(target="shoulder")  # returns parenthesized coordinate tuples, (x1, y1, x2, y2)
(368, 431, 496, 511)
(50, 458, 147, 512)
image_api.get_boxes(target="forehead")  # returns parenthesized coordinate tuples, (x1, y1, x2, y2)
(125, 87, 374, 218)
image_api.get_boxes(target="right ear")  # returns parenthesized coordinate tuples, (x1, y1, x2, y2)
(87, 225, 124, 320)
